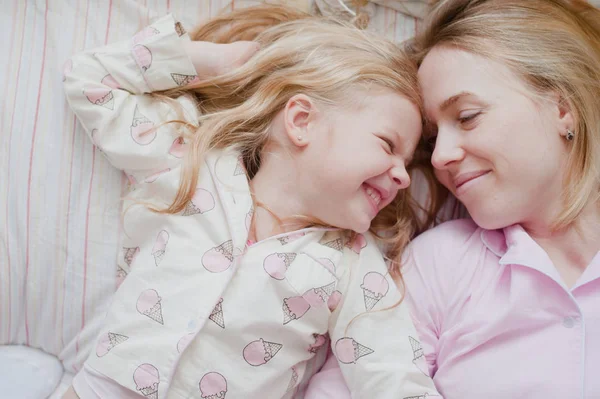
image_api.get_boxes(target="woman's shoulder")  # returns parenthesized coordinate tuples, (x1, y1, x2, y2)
(405, 218, 491, 272)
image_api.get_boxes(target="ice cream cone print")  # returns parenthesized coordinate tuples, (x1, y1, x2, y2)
(123, 246, 140, 266)
(312, 282, 336, 303)
(263, 252, 296, 280)
(171, 73, 200, 87)
(177, 332, 195, 353)
(308, 333, 327, 353)
(199, 372, 227, 399)
(133, 26, 160, 44)
(286, 367, 299, 393)
(101, 74, 121, 89)
(360, 271, 389, 311)
(96, 332, 129, 357)
(152, 230, 169, 266)
(202, 240, 234, 273)
(243, 338, 282, 366)
(277, 232, 305, 245)
(409, 336, 429, 376)
(320, 237, 344, 251)
(136, 289, 164, 325)
(282, 296, 310, 324)
(169, 137, 186, 158)
(335, 337, 374, 364)
(132, 44, 153, 72)
(345, 233, 367, 254)
(62, 59, 72, 81)
(182, 189, 215, 216)
(175, 21, 186, 37)
(84, 87, 114, 109)
(233, 158, 245, 176)
(209, 298, 225, 329)
(130, 106, 156, 145)
(328, 290, 342, 311)
(116, 266, 127, 287)
(133, 363, 160, 399)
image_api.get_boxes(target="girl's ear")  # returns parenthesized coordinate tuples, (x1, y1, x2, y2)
(283, 94, 317, 147)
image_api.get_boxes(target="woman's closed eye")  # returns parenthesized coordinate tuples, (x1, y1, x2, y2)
(458, 110, 482, 128)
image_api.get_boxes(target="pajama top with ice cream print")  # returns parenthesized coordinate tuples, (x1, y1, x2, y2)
(62, 14, 441, 399)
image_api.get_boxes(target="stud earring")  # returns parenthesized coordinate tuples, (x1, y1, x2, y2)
(297, 135, 303, 142)
(566, 129, 575, 141)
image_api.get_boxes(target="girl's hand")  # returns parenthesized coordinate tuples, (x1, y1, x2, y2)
(184, 41, 260, 77)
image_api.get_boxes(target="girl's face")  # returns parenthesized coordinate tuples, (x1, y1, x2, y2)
(293, 87, 421, 233)
(418, 46, 574, 230)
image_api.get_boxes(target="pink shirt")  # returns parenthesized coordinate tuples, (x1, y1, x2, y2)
(306, 219, 600, 399)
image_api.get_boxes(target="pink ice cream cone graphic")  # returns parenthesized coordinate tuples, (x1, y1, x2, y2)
(101, 74, 121, 89)
(346, 233, 367, 254)
(143, 168, 171, 183)
(123, 246, 140, 267)
(335, 337, 374, 364)
(175, 21, 186, 36)
(132, 44, 153, 71)
(96, 332, 129, 357)
(134, 363, 160, 399)
(309, 282, 336, 304)
(202, 240, 234, 273)
(169, 137, 186, 158)
(233, 158, 245, 176)
(317, 257, 336, 274)
(130, 105, 156, 145)
(133, 26, 160, 44)
(286, 367, 299, 393)
(62, 59, 72, 81)
(320, 237, 344, 251)
(277, 232, 305, 245)
(199, 372, 227, 399)
(152, 230, 169, 266)
(409, 336, 429, 375)
(84, 87, 114, 109)
(360, 271, 389, 311)
(208, 298, 225, 329)
(308, 333, 327, 353)
(328, 290, 342, 311)
(263, 252, 297, 280)
(243, 338, 283, 366)
(171, 73, 200, 87)
(177, 332, 195, 353)
(282, 295, 310, 324)
(116, 266, 127, 288)
(136, 289, 164, 325)
(182, 189, 215, 216)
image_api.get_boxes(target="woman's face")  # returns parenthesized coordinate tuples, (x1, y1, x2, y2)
(418, 46, 574, 230)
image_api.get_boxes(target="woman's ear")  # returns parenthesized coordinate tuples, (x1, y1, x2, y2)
(283, 94, 317, 147)
(554, 93, 576, 139)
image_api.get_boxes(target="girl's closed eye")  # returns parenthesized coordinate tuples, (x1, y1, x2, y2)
(379, 136, 395, 153)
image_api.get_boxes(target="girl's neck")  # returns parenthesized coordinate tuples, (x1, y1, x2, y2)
(247, 153, 307, 242)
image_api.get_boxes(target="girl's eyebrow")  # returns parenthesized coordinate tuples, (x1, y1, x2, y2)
(439, 91, 477, 112)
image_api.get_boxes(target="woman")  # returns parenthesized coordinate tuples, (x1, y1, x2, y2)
(306, 0, 600, 397)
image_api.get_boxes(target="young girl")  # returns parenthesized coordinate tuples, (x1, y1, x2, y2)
(62, 6, 441, 399)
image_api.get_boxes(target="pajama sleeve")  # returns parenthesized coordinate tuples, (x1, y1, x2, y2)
(327, 234, 442, 398)
(63, 14, 199, 181)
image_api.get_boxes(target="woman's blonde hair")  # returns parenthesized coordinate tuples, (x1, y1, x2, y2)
(155, 5, 433, 280)
(410, 0, 600, 230)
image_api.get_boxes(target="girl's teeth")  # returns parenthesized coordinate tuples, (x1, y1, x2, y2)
(365, 186, 381, 206)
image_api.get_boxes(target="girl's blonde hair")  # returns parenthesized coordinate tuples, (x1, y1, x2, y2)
(155, 5, 434, 280)
(410, 0, 600, 230)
